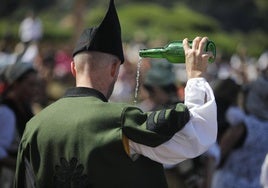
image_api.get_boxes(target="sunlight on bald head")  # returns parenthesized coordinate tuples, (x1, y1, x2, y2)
(73, 51, 120, 73)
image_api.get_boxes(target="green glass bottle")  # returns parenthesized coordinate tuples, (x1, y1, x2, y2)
(139, 40, 216, 63)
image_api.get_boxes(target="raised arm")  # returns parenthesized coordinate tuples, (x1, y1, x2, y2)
(128, 37, 217, 164)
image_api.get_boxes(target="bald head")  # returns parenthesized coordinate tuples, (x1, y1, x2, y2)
(71, 51, 121, 99)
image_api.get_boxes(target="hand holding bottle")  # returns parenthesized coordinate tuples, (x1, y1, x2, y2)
(139, 38, 216, 64)
(183, 37, 212, 79)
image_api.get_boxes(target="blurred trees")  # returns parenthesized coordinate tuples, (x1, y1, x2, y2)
(0, 0, 267, 58)
(1, 0, 267, 32)
(182, 0, 267, 32)
(0, 0, 54, 16)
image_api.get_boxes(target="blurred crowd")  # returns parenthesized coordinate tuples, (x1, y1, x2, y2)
(1, 10, 268, 188)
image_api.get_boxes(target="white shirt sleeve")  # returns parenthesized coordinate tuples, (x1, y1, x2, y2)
(129, 77, 217, 165)
(0, 105, 16, 159)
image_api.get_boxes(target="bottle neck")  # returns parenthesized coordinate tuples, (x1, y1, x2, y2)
(205, 41, 216, 63)
(139, 48, 165, 58)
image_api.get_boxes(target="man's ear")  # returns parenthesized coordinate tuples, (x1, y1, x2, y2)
(111, 62, 120, 78)
(71, 61, 76, 77)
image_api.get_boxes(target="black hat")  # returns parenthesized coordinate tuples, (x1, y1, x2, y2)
(4, 62, 36, 85)
(72, 0, 124, 63)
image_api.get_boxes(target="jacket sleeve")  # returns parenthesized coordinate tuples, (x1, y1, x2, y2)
(14, 140, 28, 188)
(121, 103, 190, 147)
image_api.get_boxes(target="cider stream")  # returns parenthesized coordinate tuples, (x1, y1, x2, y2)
(133, 57, 142, 105)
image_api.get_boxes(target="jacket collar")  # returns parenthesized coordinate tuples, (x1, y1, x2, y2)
(63, 87, 108, 102)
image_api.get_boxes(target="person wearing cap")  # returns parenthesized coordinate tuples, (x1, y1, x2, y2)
(0, 62, 37, 188)
(139, 61, 189, 188)
(14, 0, 217, 187)
(139, 60, 180, 112)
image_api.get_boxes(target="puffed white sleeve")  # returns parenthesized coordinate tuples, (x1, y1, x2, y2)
(129, 77, 217, 165)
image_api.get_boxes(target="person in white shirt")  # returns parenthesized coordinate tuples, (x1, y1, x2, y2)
(17, 11, 42, 64)
(19, 11, 43, 44)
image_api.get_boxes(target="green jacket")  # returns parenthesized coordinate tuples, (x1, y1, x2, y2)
(15, 87, 189, 188)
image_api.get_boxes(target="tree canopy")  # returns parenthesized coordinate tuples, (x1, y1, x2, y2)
(0, 0, 267, 58)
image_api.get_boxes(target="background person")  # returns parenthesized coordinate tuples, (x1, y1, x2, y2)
(138, 60, 187, 188)
(139, 60, 180, 112)
(0, 62, 38, 188)
(211, 74, 268, 188)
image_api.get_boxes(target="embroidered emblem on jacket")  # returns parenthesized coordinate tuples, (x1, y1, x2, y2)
(54, 157, 90, 188)
(147, 109, 170, 135)
(146, 106, 189, 137)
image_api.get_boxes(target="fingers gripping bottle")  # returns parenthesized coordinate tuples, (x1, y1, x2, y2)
(139, 40, 216, 63)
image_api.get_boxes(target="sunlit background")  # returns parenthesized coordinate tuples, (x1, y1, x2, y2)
(1, 0, 268, 58)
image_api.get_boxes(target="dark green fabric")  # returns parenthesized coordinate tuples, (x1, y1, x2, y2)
(15, 87, 189, 188)
(122, 104, 189, 147)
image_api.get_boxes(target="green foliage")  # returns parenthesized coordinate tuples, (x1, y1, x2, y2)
(41, 11, 72, 42)
(115, 2, 268, 58)
(0, 2, 267, 59)
(116, 3, 220, 42)
(0, 20, 18, 38)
